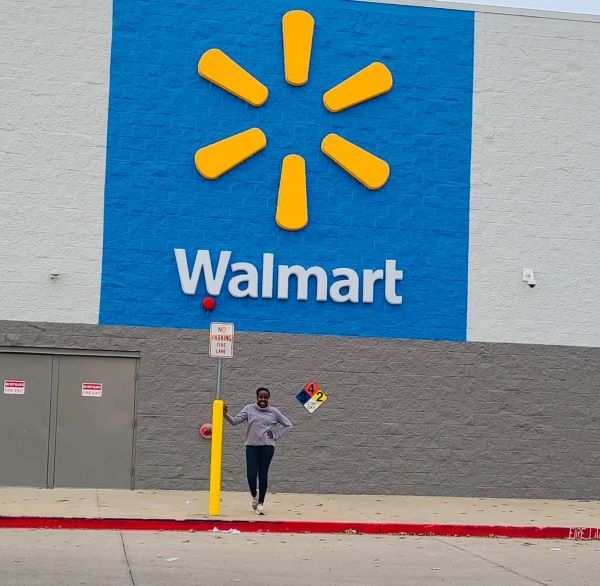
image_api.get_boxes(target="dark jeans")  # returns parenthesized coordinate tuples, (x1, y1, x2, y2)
(245, 445, 275, 504)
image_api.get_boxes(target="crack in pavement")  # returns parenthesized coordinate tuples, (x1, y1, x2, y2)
(433, 537, 550, 586)
(120, 531, 136, 586)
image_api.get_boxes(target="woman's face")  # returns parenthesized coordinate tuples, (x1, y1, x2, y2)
(256, 390, 270, 408)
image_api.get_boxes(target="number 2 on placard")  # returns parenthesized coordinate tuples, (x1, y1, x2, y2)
(315, 391, 324, 402)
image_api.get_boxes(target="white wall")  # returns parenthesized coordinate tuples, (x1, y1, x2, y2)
(0, 1, 111, 324)
(468, 12, 600, 346)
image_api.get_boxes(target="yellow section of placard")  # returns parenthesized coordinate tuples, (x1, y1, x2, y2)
(282, 10, 314, 86)
(304, 390, 327, 413)
(195, 128, 267, 180)
(323, 62, 393, 113)
(314, 390, 327, 405)
(321, 133, 390, 190)
(198, 48, 269, 107)
(276, 154, 308, 231)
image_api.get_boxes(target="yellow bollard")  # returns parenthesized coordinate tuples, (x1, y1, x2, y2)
(208, 399, 224, 515)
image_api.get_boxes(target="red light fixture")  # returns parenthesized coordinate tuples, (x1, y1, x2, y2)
(202, 296, 216, 311)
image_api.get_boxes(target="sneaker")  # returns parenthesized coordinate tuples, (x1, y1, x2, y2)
(256, 503, 265, 515)
(251, 496, 258, 511)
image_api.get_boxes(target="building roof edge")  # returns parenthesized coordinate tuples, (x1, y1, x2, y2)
(352, 0, 600, 24)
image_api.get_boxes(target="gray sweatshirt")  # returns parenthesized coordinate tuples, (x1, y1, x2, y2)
(225, 403, 293, 446)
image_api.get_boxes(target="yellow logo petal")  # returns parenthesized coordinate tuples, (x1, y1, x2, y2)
(282, 10, 315, 86)
(198, 48, 269, 107)
(321, 133, 390, 190)
(195, 128, 267, 180)
(323, 62, 393, 113)
(276, 154, 308, 231)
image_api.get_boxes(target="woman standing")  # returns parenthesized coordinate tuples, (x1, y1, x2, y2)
(224, 387, 293, 515)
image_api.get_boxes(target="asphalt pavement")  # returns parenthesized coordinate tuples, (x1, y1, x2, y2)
(2, 529, 600, 586)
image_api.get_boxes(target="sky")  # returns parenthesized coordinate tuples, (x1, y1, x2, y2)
(441, 0, 600, 14)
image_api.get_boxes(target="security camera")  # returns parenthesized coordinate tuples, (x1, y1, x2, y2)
(522, 268, 536, 288)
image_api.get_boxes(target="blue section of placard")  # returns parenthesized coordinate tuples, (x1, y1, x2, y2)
(100, 0, 474, 340)
(296, 390, 311, 405)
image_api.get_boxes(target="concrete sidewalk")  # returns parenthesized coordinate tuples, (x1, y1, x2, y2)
(1, 487, 599, 539)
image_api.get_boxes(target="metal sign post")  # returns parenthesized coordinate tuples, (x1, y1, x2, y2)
(216, 358, 223, 400)
(208, 322, 234, 516)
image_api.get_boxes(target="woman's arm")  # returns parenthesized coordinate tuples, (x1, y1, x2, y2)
(271, 409, 293, 441)
(224, 404, 248, 426)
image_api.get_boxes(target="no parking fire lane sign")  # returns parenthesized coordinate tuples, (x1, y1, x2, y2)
(209, 322, 234, 358)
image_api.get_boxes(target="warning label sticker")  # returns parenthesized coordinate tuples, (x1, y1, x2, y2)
(82, 383, 103, 398)
(3, 380, 25, 395)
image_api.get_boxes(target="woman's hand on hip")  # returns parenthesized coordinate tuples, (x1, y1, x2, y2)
(223, 403, 228, 415)
(266, 430, 274, 439)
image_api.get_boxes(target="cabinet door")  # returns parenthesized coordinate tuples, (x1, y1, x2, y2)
(0, 353, 53, 487)
(53, 355, 137, 489)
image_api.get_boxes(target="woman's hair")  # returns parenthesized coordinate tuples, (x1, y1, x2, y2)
(256, 387, 271, 397)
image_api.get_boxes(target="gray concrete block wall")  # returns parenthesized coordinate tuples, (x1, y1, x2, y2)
(2, 321, 599, 499)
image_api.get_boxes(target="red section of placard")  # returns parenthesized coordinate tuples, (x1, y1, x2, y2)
(303, 381, 319, 397)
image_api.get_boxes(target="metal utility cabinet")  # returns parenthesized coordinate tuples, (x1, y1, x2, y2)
(0, 351, 138, 489)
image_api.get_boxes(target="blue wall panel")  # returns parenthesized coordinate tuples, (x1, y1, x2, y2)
(100, 0, 474, 340)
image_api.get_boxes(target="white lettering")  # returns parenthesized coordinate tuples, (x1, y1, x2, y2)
(384, 260, 403, 305)
(228, 262, 259, 298)
(362, 269, 384, 304)
(330, 268, 359, 303)
(262, 253, 274, 298)
(278, 265, 328, 301)
(174, 249, 231, 295)
(174, 249, 404, 306)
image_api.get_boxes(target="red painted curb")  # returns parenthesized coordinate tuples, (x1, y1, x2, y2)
(1, 516, 599, 540)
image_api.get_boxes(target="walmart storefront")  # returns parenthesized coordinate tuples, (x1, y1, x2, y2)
(1, 0, 599, 498)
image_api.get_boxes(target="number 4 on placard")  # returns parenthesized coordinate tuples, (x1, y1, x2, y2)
(303, 381, 318, 397)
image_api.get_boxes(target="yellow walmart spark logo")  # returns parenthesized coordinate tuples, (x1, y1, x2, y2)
(194, 10, 392, 232)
